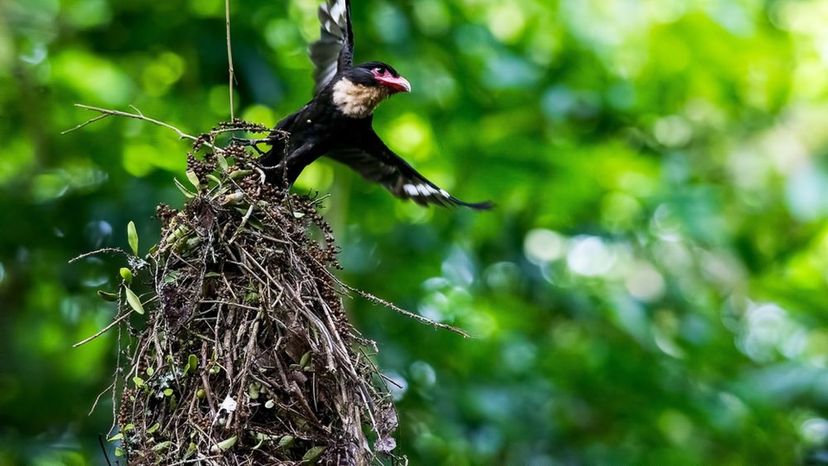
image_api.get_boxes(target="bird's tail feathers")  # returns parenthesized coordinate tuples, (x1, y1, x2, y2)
(448, 196, 495, 210)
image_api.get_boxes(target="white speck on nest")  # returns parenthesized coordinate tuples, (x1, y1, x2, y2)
(219, 395, 237, 413)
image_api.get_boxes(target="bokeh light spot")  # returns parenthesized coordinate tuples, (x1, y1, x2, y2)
(141, 52, 185, 97)
(241, 104, 277, 128)
(802, 418, 828, 445)
(62, 0, 112, 29)
(487, 4, 526, 43)
(567, 236, 615, 277)
(293, 161, 334, 192)
(53, 48, 134, 105)
(413, 0, 451, 35)
(625, 261, 665, 302)
(385, 113, 434, 161)
(524, 229, 566, 265)
(409, 361, 437, 387)
(654, 115, 693, 147)
(188, 0, 222, 17)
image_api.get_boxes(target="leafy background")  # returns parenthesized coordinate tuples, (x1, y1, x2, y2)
(2, 0, 828, 464)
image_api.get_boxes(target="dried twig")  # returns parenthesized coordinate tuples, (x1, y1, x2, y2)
(347, 285, 471, 338)
(88, 381, 116, 416)
(63, 104, 224, 153)
(225, 0, 236, 120)
(72, 310, 133, 348)
(68, 247, 129, 264)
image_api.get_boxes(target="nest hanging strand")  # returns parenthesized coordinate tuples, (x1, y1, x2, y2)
(114, 124, 401, 465)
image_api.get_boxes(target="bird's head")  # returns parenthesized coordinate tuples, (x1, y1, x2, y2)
(331, 62, 411, 118)
(349, 62, 412, 94)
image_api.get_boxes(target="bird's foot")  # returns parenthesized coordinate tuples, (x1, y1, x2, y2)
(228, 137, 271, 155)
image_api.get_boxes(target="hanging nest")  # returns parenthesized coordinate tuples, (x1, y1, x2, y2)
(108, 122, 403, 465)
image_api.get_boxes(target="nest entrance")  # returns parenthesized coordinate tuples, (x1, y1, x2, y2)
(114, 128, 400, 465)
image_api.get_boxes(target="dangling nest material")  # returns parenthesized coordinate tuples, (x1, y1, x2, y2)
(111, 123, 404, 465)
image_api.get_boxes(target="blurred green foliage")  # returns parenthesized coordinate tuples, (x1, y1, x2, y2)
(2, 0, 828, 464)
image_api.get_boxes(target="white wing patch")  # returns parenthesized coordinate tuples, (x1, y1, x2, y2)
(403, 184, 418, 196)
(310, 0, 351, 94)
(402, 183, 450, 199)
(329, 0, 347, 23)
(326, 143, 491, 208)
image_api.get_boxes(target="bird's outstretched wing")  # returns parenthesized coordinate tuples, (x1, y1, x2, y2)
(309, 0, 354, 95)
(326, 131, 493, 209)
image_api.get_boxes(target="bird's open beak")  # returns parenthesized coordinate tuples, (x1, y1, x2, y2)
(376, 75, 412, 93)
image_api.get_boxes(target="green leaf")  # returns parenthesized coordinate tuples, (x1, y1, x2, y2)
(119, 267, 133, 283)
(302, 446, 325, 462)
(184, 442, 197, 459)
(124, 286, 145, 315)
(132, 376, 144, 388)
(186, 170, 202, 190)
(183, 354, 198, 376)
(248, 382, 261, 400)
(114, 447, 124, 457)
(163, 388, 174, 397)
(229, 169, 252, 180)
(248, 217, 264, 230)
(299, 351, 312, 369)
(217, 154, 229, 171)
(123, 423, 135, 432)
(185, 237, 202, 250)
(172, 226, 190, 239)
(127, 221, 138, 256)
(152, 440, 171, 451)
(162, 270, 181, 285)
(278, 435, 294, 448)
(206, 173, 222, 186)
(252, 433, 266, 450)
(174, 178, 196, 198)
(107, 433, 124, 442)
(97, 290, 119, 302)
(214, 435, 237, 452)
(146, 422, 160, 434)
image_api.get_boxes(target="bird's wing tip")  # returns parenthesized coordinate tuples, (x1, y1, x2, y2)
(449, 197, 496, 210)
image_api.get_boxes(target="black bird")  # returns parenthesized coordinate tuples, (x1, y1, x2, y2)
(259, 0, 492, 209)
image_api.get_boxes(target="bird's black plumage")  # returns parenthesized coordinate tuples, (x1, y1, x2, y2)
(260, 0, 491, 209)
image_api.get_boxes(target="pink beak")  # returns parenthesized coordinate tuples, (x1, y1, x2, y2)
(375, 74, 412, 93)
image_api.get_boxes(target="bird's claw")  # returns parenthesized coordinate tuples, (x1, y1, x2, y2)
(229, 137, 270, 155)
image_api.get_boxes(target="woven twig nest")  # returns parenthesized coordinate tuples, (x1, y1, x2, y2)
(110, 123, 400, 465)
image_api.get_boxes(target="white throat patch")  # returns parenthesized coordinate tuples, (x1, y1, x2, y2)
(332, 78, 390, 118)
